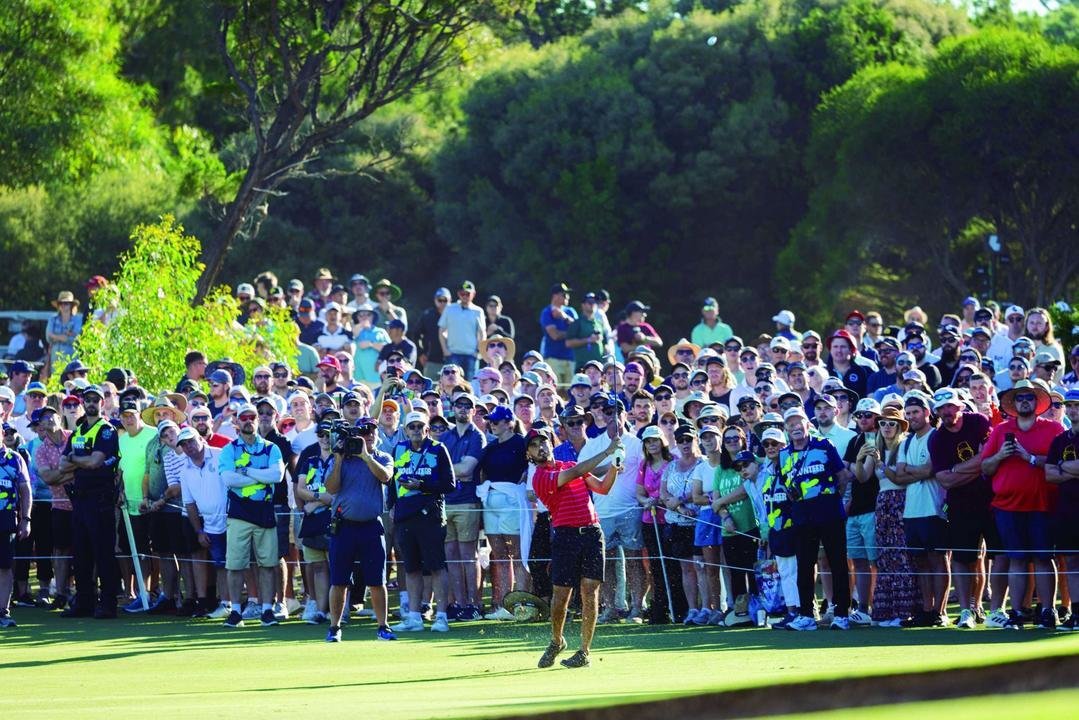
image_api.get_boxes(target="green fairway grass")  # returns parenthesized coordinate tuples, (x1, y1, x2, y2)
(771, 689, 1079, 720)
(2, 609, 1076, 719)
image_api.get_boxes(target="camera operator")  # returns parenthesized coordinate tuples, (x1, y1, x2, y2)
(390, 411, 456, 633)
(323, 417, 394, 642)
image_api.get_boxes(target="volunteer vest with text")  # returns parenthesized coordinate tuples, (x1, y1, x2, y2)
(70, 418, 118, 488)
(226, 437, 276, 527)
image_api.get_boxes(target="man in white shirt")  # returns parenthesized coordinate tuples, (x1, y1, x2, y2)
(893, 392, 948, 628)
(813, 394, 856, 457)
(177, 427, 228, 618)
(577, 394, 645, 622)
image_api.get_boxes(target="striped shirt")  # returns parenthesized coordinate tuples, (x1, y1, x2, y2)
(532, 460, 598, 528)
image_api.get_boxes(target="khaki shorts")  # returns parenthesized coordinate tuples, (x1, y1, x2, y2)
(225, 517, 278, 571)
(302, 544, 328, 564)
(445, 503, 481, 543)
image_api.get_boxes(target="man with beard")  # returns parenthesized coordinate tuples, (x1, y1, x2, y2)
(933, 326, 963, 389)
(929, 388, 1003, 629)
(867, 338, 901, 395)
(269, 362, 292, 398)
(981, 380, 1065, 629)
(892, 393, 949, 627)
(622, 363, 648, 399)
(207, 369, 233, 420)
(219, 404, 286, 628)
(58, 386, 122, 619)
(316, 355, 345, 395)
(1026, 308, 1064, 383)
(630, 391, 654, 435)
(256, 396, 298, 620)
(800, 332, 824, 372)
(251, 366, 273, 398)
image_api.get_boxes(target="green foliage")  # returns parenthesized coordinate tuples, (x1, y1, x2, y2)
(786, 26, 1079, 328)
(72, 217, 297, 394)
(434, 1, 956, 347)
(0, 0, 169, 185)
(1048, 302, 1079, 351)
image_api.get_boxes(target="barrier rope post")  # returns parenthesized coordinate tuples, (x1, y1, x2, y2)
(120, 501, 150, 611)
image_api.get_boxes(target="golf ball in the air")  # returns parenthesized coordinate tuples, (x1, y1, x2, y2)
(707, 36, 717, 46)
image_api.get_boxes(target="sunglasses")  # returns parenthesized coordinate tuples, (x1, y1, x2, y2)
(660, 419, 677, 426)
(601, 407, 617, 416)
(676, 348, 694, 356)
(272, 371, 289, 378)
(725, 345, 742, 352)
(654, 394, 672, 402)
(487, 342, 505, 350)
(253, 374, 271, 380)
(722, 436, 742, 444)
(853, 411, 877, 420)
(676, 437, 695, 444)
(672, 372, 688, 379)
(453, 402, 474, 409)
(1013, 393, 1037, 403)
(1008, 364, 1027, 371)
(564, 419, 584, 428)
(435, 298, 448, 304)
(739, 357, 756, 364)
(1050, 402, 1063, 409)
(762, 440, 783, 449)
(691, 379, 706, 386)
(316, 431, 329, 439)
(867, 321, 882, 328)
(237, 414, 257, 422)
(430, 425, 449, 432)
(192, 415, 211, 422)
(62, 403, 80, 409)
(441, 369, 458, 375)
(801, 343, 819, 350)
(406, 423, 426, 431)
(878, 420, 900, 428)
(907, 343, 925, 351)
(846, 319, 863, 326)
(897, 360, 913, 366)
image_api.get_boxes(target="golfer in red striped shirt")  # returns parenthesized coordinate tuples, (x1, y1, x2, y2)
(528, 426, 621, 669)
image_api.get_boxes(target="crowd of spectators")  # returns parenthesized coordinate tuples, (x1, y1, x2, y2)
(2, 270, 1077, 645)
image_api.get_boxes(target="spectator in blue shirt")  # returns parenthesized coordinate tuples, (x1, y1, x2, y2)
(540, 283, 578, 387)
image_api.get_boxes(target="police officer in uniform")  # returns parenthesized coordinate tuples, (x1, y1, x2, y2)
(58, 385, 122, 619)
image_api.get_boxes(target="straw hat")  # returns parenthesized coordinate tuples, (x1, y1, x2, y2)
(875, 406, 909, 433)
(52, 291, 80, 310)
(667, 338, 701, 367)
(502, 590, 549, 622)
(999, 379, 1051, 417)
(480, 334, 516, 360)
(142, 395, 187, 425)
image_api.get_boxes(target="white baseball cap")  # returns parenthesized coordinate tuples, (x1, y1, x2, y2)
(403, 411, 428, 427)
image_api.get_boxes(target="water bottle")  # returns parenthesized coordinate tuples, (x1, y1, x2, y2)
(757, 609, 767, 627)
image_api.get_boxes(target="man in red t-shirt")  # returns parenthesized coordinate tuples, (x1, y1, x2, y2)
(981, 380, 1066, 629)
(529, 427, 620, 669)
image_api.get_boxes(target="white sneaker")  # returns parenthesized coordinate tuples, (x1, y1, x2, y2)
(787, 615, 818, 631)
(821, 603, 835, 624)
(241, 601, 260, 620)
(848, 609, 873, 627)
(431, 615, 450, 632)
(273, 601, 288, 621)
(391, 617, 425, 632)
(285, 597, 302, 616)
(483, 607, 514, 621)
(957, 609, 976, 629)
(986, 609, 1009, 629)
(877, 618, 904, 628)
(301, 599, 317, 623)
(830, 616, 850, 630)
(207, 602, 232, 619)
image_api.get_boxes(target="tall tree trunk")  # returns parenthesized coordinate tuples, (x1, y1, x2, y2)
(195, 162, 265, 302)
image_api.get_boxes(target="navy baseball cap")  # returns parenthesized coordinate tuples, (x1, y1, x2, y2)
(8, 360, 32, 374)
(487, 405, 513, 424)
(208, 369, 232, 385)
(731, 450, 757, 469)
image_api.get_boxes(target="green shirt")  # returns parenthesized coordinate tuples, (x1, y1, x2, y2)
(715, 466, 757, 537)
(691, 320, 733, 347)
(118, 426, 158, 515)
(567, 313, 607, 369)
